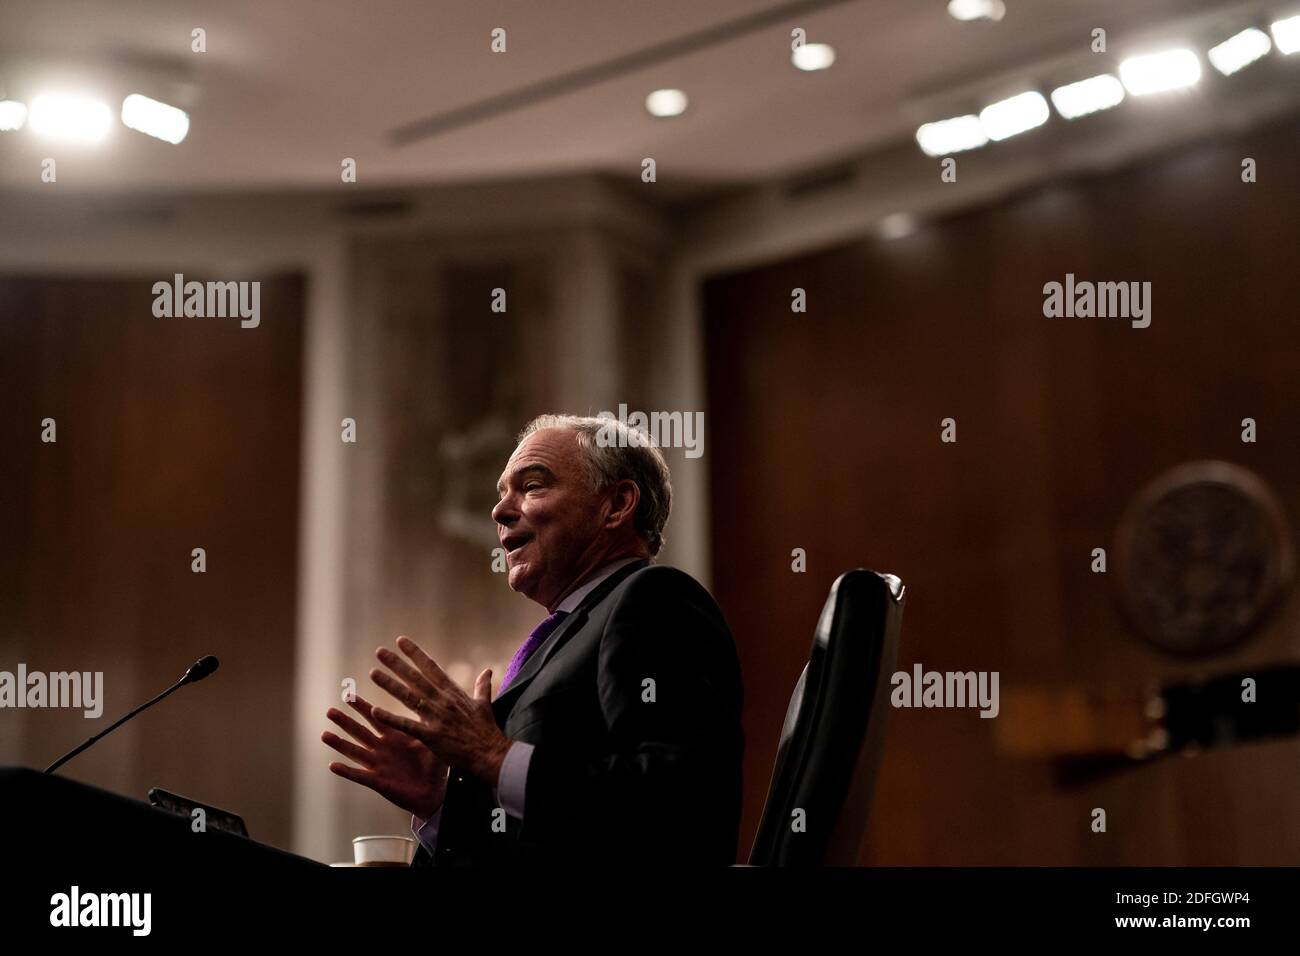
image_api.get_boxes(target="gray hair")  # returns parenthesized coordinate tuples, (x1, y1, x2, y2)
(518, 413, 672, 556)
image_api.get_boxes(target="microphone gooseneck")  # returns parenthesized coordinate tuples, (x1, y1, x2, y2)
(43, 656, 222, 774)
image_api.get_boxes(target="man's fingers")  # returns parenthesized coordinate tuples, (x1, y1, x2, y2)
(395, 635, 455, 693)
(345, 694, 386, 733)
(326, 707, 380, 748)
(321, 731, 375, 768)
(376, 645, 438, 700)
(327, 760, 376, 789)
(370, 668, 426, 714)
(474, 668, 493, 702)
(372, 706, 436, 746)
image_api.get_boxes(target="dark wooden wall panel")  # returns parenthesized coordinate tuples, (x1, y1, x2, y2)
(705, 116, 1300, 865)
(0, 273, 303, 850)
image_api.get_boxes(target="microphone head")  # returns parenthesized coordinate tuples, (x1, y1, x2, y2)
(184, 655, 220, 683)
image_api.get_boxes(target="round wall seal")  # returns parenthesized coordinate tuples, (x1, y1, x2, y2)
(1113, 461, 1295, 656)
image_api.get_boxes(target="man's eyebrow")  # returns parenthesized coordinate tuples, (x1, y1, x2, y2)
(496, 464, 555, 496)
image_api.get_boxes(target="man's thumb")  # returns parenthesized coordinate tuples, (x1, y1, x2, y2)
(474, 667, 493, 701)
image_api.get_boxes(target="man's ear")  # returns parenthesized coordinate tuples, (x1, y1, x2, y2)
(603, 479, 641, 531)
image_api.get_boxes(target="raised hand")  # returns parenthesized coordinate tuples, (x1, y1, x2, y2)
(368, 635, 513, 787)
(322, 692, 448, 819)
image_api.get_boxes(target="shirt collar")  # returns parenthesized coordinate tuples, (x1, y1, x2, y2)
(554, 557, 644, 614)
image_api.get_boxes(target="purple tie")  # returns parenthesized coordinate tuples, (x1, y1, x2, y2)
(498, 611, 570, 695)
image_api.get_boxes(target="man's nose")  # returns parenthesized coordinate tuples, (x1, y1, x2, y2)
(492, 495, 517, 525)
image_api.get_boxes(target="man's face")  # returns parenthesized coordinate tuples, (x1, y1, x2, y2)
(492, 428, 608, 608)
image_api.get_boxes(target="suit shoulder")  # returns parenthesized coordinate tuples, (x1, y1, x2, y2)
(617, 563, 713, 598)
(608, 564, 727, 625)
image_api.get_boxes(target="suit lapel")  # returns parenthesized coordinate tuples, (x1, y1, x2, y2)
(491, 558, 648, 722)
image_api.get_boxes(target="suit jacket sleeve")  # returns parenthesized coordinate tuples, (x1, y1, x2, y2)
(516, 567, 744, 864)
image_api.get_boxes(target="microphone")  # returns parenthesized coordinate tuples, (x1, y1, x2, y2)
(183, 655, 220, 684)
(43, 655, 221, 774)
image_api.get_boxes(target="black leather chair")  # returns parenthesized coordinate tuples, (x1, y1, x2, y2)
(747, 569, 904, 866)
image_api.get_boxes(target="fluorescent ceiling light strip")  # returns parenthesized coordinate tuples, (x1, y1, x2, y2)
(1208, 27, 1272, 75)
(1119, 48, 1202, 95)
(1050, 74, 1125, 119)
(915, 114, 987, 156)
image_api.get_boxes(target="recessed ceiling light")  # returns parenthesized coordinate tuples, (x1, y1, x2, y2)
(1208, 28, 1272, 75)
(877, 212, 918, 240)
(1118, 49, 1202, 96)
(29, 93, 112, 143)
(0, 99, 27, 131)
(915, 114, 988, 156)
(121, 94, 190, 144)
(1270, 14, 1300, 54)
(979, 90, 1049, 141)
(645, 88, 688, 118)
(1050, 74, 1125, 119)
(792, 43, 835, 71)
(948, 0, 1006, 23)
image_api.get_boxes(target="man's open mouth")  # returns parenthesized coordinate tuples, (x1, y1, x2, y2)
(502, 533, 533, 553)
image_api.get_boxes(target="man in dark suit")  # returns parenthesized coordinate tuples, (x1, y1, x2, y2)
(321, 413, 744, 866)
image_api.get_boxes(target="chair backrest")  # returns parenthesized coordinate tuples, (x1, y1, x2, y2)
(747, 569, 904, 866)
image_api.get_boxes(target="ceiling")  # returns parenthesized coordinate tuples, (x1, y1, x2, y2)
(0, 0, 1272, 196)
